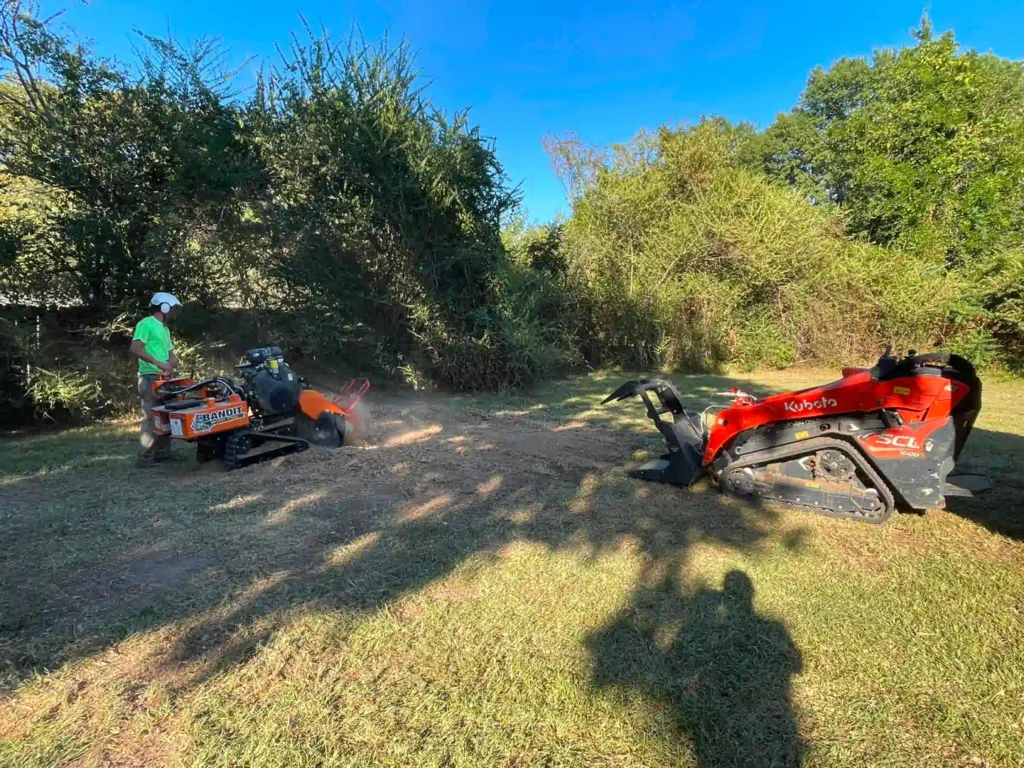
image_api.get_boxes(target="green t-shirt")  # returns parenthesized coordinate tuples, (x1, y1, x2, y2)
(132, 315, 173, 375)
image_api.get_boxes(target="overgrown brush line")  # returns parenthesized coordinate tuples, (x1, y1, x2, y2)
(738, 15, 1024, 368)
(246, 24, 570, 391)
(2, 5, 1023, 424)
(549, 120, 978, 372)
(0, 3, 571, 410)
(546, 17, 1024, 373)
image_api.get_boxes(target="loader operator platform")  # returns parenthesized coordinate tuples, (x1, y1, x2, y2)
(130, 292, 181, 466)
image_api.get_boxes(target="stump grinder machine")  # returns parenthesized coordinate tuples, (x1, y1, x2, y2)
(603, 349, 992, 523)
(149, 346, 369, 470)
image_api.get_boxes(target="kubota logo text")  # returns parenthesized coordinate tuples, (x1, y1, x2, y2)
(783, 397, 837, 414)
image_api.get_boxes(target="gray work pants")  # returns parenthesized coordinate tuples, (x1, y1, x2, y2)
(138, 374, 171, 460)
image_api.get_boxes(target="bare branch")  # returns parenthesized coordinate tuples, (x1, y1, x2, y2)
(0, 0, 53, 113)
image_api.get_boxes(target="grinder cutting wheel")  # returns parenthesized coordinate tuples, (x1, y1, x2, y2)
(148, 346, 369, 470)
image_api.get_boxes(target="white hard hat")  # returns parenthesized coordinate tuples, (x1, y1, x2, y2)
(150, 292, 180, 311)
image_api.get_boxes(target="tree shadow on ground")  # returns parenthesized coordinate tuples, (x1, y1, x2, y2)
(5, 367, 1018, 761)
(588, 569, 803, 768)
(156, 453, 785, 693)
(0, 373, 789, 698)
(149, 373, 793, 689)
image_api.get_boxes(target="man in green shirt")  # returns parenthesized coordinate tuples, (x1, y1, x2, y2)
(130, 292, 181, 465)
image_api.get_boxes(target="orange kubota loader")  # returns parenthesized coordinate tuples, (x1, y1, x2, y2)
(149, 346, 368, 470)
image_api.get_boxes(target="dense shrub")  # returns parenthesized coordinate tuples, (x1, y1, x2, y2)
(0, 10, 261, 311)
(243, 30, 567, 390)
(544, 19, 1024, 374)
(553, 120, 979, 372)
(0, 5, 570, 408)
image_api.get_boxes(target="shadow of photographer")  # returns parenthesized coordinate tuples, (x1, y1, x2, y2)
(588, 569, 804, 767)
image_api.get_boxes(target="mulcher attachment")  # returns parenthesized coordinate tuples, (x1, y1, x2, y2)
(601, 379, 706, 486)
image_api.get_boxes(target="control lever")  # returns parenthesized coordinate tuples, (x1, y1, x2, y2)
(880, 409, 905, 429)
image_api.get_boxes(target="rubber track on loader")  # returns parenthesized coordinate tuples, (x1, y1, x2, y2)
(719, 436, 895, 524)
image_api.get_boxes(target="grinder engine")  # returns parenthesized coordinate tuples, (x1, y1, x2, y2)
(234, 346, 301, 417)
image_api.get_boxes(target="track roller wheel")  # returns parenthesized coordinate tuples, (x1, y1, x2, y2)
(224, 431, 252, 471)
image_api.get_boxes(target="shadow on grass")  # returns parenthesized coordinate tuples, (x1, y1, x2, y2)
(158, 461, 783, 694)
(1, 368, 1017, 760)
(588, 569, 803, 768)
(154, 372, 787, 688)
(942, 425, 1024, 541)
(0, 374, 781, 673)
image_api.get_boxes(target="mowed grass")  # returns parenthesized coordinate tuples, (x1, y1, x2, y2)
(1, 369, 1023, 767)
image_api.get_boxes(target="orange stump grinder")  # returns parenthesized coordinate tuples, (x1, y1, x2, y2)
(149, 346, 369, 470)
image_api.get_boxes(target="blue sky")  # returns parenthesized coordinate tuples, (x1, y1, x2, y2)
(45, 0, 1024, 223)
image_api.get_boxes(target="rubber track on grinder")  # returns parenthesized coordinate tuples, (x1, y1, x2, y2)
(223, 430, 310, 471)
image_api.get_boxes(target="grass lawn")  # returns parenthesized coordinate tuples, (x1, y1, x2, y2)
(1, 369, 1022, 767)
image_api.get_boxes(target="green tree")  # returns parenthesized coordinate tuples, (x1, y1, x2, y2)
(557, 119, 970, 371)
(245, 25, 566, 389)
(0, 1, 259, 311)
(748, 16, 1024, 265)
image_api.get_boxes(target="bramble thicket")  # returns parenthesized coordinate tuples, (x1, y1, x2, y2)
(1, 3, 1022, 422)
